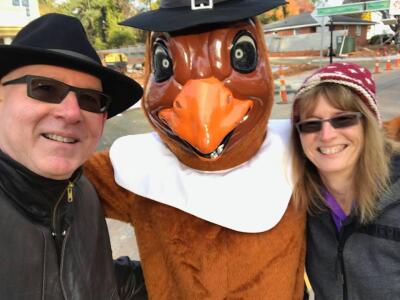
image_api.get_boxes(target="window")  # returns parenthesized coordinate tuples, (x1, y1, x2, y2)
(18, 0, 31, 16)
(356, 25, 361, 37)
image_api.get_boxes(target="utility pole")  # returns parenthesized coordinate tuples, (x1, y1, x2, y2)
(311, 0, 328, 67)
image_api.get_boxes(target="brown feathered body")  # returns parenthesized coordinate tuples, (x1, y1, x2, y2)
(85, 19, 306, 299)
(384, 115, 400, 141)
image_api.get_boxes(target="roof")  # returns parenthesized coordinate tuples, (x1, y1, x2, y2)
(264, 12, 375, 32)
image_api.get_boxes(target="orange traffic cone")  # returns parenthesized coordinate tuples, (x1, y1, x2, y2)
(386, 55, 392, 71)
(374, 53, 380, 74)
(279, 65, 288, 104)
(396, 51, 400, 68)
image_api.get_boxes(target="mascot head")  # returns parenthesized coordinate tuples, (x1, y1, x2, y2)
(122, 0, 285, 171)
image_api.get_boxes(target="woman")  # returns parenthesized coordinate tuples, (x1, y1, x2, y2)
(290, 62, 400, 299)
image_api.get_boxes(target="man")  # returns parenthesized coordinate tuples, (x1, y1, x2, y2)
(0, 13, 146, 299)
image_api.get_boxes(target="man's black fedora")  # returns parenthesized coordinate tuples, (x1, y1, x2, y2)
(121, 0, 286, 32)
(0, 13, 143, 119)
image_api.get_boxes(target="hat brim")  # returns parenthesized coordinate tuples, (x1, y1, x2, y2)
(0, 45, 143, 119)
(121, 0, 286, 32)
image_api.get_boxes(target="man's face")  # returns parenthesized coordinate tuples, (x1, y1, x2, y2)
(0, 65, 106, 180)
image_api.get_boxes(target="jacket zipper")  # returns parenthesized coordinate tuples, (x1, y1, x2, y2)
(337, 244, 347, 300)
(51, 182, 74, 239)
(59, 228, 71, 300)
(66, 182, 74, 203)
(337, 220, 359, 300)
(51, 182, 74, 300)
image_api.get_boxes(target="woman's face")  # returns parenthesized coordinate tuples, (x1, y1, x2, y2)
(298, 95, 364, 181)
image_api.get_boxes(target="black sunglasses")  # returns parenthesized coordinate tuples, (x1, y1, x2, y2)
(296, 112, 363, 134)
(2, 75, 111, 113)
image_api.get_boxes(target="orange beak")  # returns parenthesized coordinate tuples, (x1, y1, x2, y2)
(158, 77, 253, 155)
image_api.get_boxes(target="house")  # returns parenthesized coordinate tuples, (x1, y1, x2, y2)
(0, 0, 40, 45)
(264, 12, 375, 56)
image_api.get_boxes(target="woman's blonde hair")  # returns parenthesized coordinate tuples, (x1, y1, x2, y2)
(290, 83, 398, 223)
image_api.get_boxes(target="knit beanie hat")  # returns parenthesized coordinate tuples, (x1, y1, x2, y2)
(293, 62, 381, 125)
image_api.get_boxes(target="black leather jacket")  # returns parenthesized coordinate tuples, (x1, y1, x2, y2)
(0, 150, 146, 300)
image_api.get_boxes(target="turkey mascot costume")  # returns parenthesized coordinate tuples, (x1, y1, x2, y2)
(384, 115, 400, 141)
(85, 0, 306, 298)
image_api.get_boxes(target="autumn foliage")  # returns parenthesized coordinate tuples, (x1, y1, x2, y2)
(262, 0, 314, 22)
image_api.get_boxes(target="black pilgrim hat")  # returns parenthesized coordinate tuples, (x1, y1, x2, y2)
(121, 0, 286, 32)
(0, 13, 143, 119)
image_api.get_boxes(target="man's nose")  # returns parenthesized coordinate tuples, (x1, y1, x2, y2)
(54, 92, 82, 122)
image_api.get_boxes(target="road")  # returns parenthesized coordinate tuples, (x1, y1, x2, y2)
(104, 67, 399, 260)
(374, 70, 400, 119)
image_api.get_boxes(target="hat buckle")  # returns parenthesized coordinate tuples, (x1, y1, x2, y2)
(191, 0, 213, 10)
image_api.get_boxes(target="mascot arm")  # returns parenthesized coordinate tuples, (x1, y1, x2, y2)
(84, 150, 135, 222)
(383, 116, 400, 141)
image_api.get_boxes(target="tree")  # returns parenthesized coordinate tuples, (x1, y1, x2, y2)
(40, 0, 142, 49)
(38, 0, 58, 15)
(260, 0, 314, 23)
(132, 0, 160, 11)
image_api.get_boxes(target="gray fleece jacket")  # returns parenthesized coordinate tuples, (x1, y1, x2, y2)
(306, 154, 400, 300)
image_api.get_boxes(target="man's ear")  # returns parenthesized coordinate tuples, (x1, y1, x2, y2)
(99, 112, 107, 135)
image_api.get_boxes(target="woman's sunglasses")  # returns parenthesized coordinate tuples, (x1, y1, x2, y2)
(2, 75, 111, 113)
(295, 112, 363, 134)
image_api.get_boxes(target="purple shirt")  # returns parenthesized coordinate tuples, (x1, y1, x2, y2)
(324, 190, 348, 232)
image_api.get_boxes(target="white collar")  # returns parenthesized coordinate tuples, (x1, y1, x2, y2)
(110, 119, 293, 233)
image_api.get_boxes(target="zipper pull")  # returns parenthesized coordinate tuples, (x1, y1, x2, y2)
(67, 182, 74, 203)
(304, 271, 315, 300)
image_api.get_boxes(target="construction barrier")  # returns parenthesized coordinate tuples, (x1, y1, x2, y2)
(278, 65, 288, 104)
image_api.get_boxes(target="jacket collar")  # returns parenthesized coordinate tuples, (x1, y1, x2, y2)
(0, 150, 82, 226)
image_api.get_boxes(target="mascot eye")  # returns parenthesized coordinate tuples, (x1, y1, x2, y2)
(231, 31, 257, 74)
(152, 42, 173, 82)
